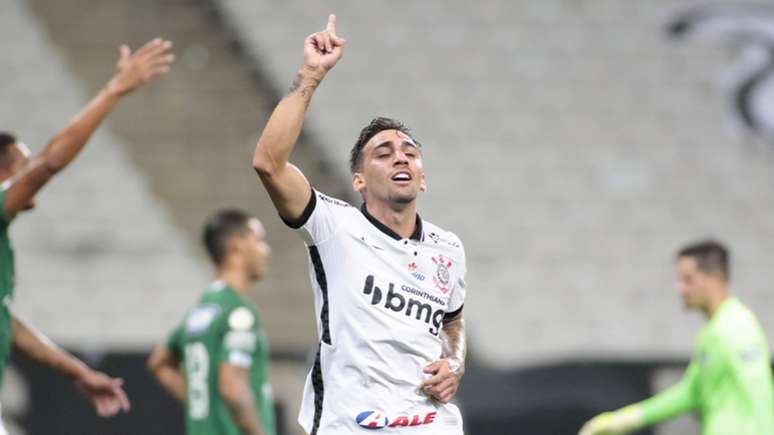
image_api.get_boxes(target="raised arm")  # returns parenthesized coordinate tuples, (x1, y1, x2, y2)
(3, 38, 175, 219)
(252, 14, 345, 222)
(421, 315, 467, 403)
(147, 344, 186, 402)
(11, 313, 131, 417)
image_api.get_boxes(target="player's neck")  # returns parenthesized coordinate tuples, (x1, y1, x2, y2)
(215, 266, 251, 295)
(704, 291, 730, 319)
(364, 200, 418, 239)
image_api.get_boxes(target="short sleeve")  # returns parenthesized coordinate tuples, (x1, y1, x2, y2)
(281, 188, 351, 246)
(0, 185, 12, 227)
(444, 235, 466, 321)
(166, 324, 185, 360)
(219, 306, 258, 368)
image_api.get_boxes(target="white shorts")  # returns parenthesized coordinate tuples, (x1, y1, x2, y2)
(305, 404, 465, 435)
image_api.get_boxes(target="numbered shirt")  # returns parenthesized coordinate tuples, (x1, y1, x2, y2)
(286, 190, 467, 435)
(168, 282, 276, 435)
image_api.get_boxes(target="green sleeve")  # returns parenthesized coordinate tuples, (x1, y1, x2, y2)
(0, 188, 11, 226)
(219, 305, 258, 368)
(712, 331, 768, 407)
(639, 358, 699, 424)
(166, 324, 185, 360)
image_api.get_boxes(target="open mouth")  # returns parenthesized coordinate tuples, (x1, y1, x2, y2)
(391, 171, 412, 182)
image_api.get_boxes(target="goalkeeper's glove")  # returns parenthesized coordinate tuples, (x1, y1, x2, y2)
(578, 405, 644, 435)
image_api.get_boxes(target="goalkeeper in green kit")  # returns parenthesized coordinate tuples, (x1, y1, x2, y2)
(148, 209, 276, 435)
(580, 240, 774, 435)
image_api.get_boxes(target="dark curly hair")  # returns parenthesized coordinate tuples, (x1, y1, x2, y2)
(349, 117, 421, 173)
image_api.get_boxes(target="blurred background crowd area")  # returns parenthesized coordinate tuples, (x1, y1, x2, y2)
(3, 0, 774, 434)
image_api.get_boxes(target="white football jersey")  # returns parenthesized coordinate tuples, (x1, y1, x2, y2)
(286, 190, 467, 435)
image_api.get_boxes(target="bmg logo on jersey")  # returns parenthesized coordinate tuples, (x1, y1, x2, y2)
(362, 275, 444, 336)
(356, 410, 437, 430)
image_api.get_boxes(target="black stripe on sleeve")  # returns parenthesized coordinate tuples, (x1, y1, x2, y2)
(281, 188, 317, 229)
(308, 247, 331, 345)
(443, 304, 464, 322)
(310, 343, 324, 435)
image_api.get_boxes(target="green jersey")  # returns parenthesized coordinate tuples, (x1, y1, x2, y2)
(639, 297, 774, 435)
(168, 282, 276, 435)
(0, 188, 14, 392)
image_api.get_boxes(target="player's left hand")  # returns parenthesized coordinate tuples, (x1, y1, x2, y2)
(75, 369, 131, 417)
(579, 412, 620, 435)
(421, 358, 462, 403)
(578, 405, 643, 435)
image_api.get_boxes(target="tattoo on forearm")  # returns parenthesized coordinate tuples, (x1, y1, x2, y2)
(287, 71, 319, 101)
(289, 73, 303, 94)
(441, 318, 467, 375)
(300, 84, 315, 98)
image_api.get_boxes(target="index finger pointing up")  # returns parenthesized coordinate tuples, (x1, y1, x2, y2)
(326, 14, 337, 35)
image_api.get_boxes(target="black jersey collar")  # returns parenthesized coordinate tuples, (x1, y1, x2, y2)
(360, 203, 423, 241)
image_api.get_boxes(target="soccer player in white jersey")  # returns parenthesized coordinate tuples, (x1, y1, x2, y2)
(251, 14, 467, 435)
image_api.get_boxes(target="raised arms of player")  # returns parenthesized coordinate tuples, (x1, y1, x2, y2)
(252, 14, 345, 222)
(11, 313, 130, 417)
(3, 38, 175, 219)
(422, 316, 467, 404)
(147, 345, 186, 402)
(219, 363, 266, 435)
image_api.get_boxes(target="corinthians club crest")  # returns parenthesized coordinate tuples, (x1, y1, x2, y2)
(431, 255, 453, 294)
(668, 3, 774, 142)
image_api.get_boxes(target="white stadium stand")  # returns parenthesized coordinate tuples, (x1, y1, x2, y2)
(214, 0, 774, 369)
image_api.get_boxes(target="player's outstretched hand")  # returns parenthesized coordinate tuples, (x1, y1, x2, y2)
(579, 412, 619, 435)
(421, 359, 461, 403)
(578, 406, 643, 435)
(303, 14, 346, 76)
(107, 38, 175, 96)
(75, 369, 131, 418)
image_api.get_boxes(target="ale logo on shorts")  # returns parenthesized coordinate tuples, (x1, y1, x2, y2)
(355, 410, 437, 430)
(356, 411, 388, 429)
(432, 255, 453, 294)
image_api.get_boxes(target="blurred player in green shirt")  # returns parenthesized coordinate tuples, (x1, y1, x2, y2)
(0, 38, 173, 430)
(148, 209, 276, 435)
(580, 240, 774, 435)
